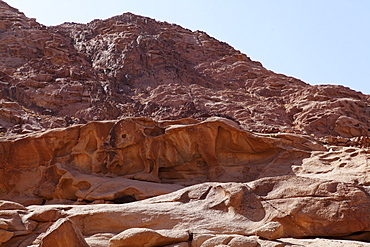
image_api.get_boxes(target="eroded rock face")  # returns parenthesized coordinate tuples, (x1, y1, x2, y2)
(33, 218, 89, 247)
(108, 228, 189, 247)
(0, 1, 369, 138)
(1, 0, 370, 246)
(0, 117, 324, 205)
(1, 117, 370, 244)
(2, 176, 370, 246)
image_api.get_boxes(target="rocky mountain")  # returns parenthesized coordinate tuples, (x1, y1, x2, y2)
(1, 1, 370, 246)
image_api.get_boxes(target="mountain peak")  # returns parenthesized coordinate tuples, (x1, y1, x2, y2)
(2, 2, 370, 246)
(0, 1, 368, 140)
(0, 0, 41, 31)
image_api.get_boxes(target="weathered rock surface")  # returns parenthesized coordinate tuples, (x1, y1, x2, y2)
(276, 238, 370, 247)
(108, 228, 189, 247)
(33, 218, 89, 247)
(0, 117, 325, 205)
(1, 0, 370, 246)
(0, 0, 369, 139)
(2, 176, 370, 246)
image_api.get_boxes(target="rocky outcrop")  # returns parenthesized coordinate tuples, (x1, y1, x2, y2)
(0, 117, 324, 205)
(33, 218, 89, 247)
(2, 176, 370, 246)
(1, 117, 370, 245)
(0, 1, 369, 138)
(285, 85, 370, 138)
(1, 0, 370, 246)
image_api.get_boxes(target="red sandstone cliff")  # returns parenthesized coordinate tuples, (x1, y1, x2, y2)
(1, 1, 370, 246)
(1, 1, 368, 140)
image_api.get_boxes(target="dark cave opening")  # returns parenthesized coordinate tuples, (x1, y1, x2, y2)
(112, 195, 137, 204)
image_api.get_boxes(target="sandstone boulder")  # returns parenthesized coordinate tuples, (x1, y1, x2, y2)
(199, 235, 258, 247)
(32, 218, 88, 247)
(0, 229, 13, 244)
(108, 228, 189, 247)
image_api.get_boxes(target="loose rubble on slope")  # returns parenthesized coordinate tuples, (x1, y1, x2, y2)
(1, 1, 370, 246)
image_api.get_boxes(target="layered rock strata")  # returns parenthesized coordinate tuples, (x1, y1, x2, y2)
(1, 0, 370, 246)
(2, 176, 370, 246)
(0, 0, 369, 139)
(0, 117, 324, 205)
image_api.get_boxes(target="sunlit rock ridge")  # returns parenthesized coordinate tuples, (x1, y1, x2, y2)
(1, 1, 370, 246)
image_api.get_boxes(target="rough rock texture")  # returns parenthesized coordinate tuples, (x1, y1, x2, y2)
(3, 177, 370, 246)
(0, 117, 326, 205)
(33, 218, 89, 247)
(1, 0, 370, 246)
(1, 0, 369, 139)
(108, 228, 189, 247)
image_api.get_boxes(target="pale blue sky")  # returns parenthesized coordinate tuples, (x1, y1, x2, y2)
(5, 0, 370, 95)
